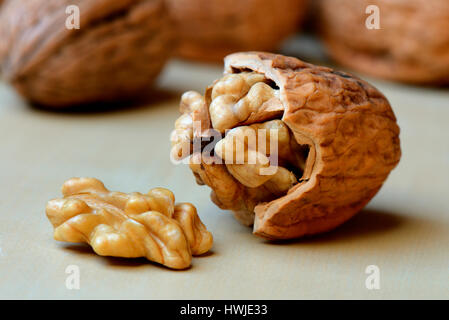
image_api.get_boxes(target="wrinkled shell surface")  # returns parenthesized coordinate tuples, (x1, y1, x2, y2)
(0, 0, 173, 107)
(179, 52, 401, 240)
(318, 0, 449, 84)
(165, 0, 307, 62)
(46, 178, 213, 269)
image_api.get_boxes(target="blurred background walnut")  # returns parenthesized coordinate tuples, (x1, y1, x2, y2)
(165, 0, 308, 62)
(317, 0, 449, 84)
(0, 0, 173, 107)
(46, 178, 213, 269)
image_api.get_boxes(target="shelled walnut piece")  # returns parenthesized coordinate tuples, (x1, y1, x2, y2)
(46, 178, 213, 269)
(0, 0, 173, 107)
(171, 52, 401, 239)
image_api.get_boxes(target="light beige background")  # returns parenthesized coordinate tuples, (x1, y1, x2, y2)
(0, 55, 448, 299)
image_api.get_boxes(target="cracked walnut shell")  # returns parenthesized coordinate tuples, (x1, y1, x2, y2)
(171, 52, 401, 240)
(46, 178, 213, 269)
(165, 0, 308, 62)
(0, 0, 173, 107)
(318, 0, 449, 84)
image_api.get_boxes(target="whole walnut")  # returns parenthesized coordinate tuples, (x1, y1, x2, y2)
(0, 0, 173, 107)
(318, 0, 449, 84)
(171, 52, 401, 240)
(165, 0, 308, 62)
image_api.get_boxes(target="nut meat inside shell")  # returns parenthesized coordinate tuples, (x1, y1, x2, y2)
(171, 52, 401, 240)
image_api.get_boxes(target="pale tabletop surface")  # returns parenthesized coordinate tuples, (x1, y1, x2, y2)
(0, 55, 448, 299)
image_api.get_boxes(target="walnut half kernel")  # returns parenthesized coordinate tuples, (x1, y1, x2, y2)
(46, 178, 213, 269)
(171, 52, 401, 240)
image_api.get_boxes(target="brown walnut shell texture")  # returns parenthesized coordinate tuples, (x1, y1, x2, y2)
(165, 0, 308, 62)
(192, 52, 401, 240)
(0, 0, 172, 107)
(318, 0, 449, 84)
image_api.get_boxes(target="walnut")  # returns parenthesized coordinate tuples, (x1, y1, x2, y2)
(165, 0, 308, 62)
(46, 178, 213, 269)
(171, 52, 401, 240)
(214, 120, 302, 192)
(170, 90, 211, 161)
(317, 0, 449, 84)
(0, 0, 173, 107)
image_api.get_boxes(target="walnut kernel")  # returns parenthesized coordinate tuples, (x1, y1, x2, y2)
(46, 178, 213, 269)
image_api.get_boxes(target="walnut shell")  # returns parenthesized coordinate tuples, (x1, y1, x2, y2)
(165, 0, 308, 62)
(0, 0, 173, 107)
(318, 0, 449, 84)
(175, 52, 401, 240)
